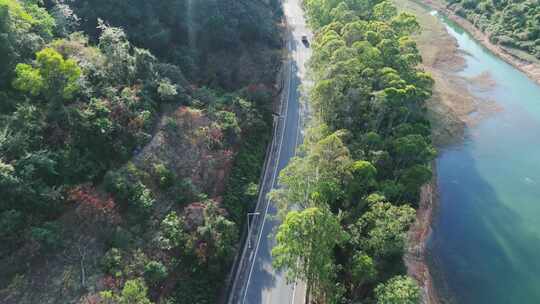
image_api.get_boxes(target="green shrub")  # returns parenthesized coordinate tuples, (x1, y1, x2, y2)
(144, 260, 168, 285)
(101, 278, 152, 304)
(0, 209, 24, 241)
(173, 178, 199, 206)
(158, 211, 186, 250)
(222, 120, 269, 223)
(375, 275, 420, 304)
(107, 227, 135, 249)
(153, 163, 175, 189)
(120, 278, 152, 304)
(104, 165, 155, 217)
(30, 221, 63, 252)
(133, 183, 155, 212)
(104, 169, 132, 203)
(102, 248, 123, 276)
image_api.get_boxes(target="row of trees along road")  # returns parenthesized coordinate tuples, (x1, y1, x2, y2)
(270, 0, 436, 303)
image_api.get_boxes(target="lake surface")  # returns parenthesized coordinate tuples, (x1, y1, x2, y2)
(429, 13, 540, 304)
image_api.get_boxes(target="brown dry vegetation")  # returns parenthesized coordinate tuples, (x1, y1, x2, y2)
(134, 106, 234, 200)
(0, 104, 240, 304)
(0, 1, 285, 303)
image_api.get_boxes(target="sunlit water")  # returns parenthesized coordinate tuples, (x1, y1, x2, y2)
(428, 13, 540, 304)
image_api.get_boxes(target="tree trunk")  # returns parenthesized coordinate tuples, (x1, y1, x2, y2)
(306, 281, 311, 304)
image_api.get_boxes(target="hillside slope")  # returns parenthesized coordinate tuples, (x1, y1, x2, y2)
(0, 0, 283, 303)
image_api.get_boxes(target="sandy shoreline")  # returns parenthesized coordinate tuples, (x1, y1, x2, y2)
(420, 0, 540, 86)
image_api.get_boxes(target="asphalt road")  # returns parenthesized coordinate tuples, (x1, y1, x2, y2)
(227, 0, 313, 303)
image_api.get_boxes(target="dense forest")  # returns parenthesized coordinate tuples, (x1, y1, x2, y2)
(445, 0, 540, 59)
(270, 0, 435, 303)
(0, 0, 282, 303)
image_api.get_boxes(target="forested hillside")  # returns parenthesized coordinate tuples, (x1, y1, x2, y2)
(67, 0, 282, 87)
(445, 0, 540, 59)
(0, 0, 282, 303)
(270, 0, 435, 303)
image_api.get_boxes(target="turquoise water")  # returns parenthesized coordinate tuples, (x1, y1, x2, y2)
(429, 13, 540, 304)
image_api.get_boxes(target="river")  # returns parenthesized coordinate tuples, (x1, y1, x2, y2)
(428, 12, 540, 304)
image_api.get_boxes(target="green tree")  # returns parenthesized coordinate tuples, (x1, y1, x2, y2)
(97, 22, 136, 85)
(375, 275, 420, 304)
(30, 221, 63, 252)
(159, 211, 187, 250)
(373, 1, 397, 21)
(399, 164, 432, 202)
(272, 207, 346, 302)
(351, 252, 377, 288)
(349, 160, 377, 198)
(391, 13, 420, 37)
(194, 201, 238, 265)
(296, 0, 433, 302)
(144, 261, 168, 286)
(0, 0, 55, 89)
(0, 209, 24, 242)
(100, 278, 153, 304)
(270, 129, 353, 213)
(13, 47, 81, 102)
(352, 202, 415, 258)
(392, 134, 436, 167)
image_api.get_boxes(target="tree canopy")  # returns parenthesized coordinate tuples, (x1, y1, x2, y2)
(13, 47, 81, 102)
(272, 207, 346, 302)
(272, 0, 431, 302)
(375, 275, 421, 304)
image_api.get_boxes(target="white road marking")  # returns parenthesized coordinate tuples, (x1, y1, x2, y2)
(242, 35, 295, 304)
(293, 48, 303, 157)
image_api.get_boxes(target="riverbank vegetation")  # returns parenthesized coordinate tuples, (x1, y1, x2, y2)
(271, 0, 435, 303)
(0, 0, 282, 303)
(444, 0, 540, 60)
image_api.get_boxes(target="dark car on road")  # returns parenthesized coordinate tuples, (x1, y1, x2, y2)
(301, 35, 309, 46)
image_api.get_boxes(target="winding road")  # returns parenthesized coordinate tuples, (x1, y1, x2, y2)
(227, 0, 312, 303)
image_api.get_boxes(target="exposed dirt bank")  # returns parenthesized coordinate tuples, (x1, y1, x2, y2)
(420, 0, 540, 87)
(406, 178, 440, 304)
